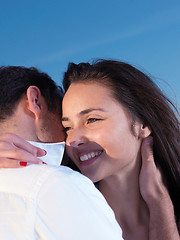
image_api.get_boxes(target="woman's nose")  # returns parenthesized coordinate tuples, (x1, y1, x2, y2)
(66, 129, 88, 148)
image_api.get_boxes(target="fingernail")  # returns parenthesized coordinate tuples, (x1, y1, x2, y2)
(43, 150, 47, 155)
(42, 161, 47, 165)
(20, 162, 27, 166)
(144, 137, 153, 145)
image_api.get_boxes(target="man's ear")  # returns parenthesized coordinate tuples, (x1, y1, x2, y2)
(26, 86, 45, 119)
(139, 124, 152, 139)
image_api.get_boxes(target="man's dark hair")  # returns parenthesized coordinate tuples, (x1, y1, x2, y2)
(0, 66, 64, 120)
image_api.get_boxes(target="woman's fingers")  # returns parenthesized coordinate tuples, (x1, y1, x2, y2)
(140, 136, 168, 205)
(0, 148, 43, 164)
(0, 133, 46, 157)
(140, 138, 179, 239)
(0, 158, 21, 168)
(0, 133, 46, 167)
(141, 136, 154, 164)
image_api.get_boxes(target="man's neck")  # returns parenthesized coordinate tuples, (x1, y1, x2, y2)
(0, 117, 39, 142)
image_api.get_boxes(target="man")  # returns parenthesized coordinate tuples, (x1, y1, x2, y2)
(0, 66, 123, 239)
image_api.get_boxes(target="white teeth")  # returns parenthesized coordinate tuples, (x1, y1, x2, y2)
(91, 152, 95, 157)
(80, 151, 102, 161)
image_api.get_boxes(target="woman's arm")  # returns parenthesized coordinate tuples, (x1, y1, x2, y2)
(0, 133, 46, 168)
(140, 137, 180, 240)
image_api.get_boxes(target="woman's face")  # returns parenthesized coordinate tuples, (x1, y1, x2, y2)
(62, 81, 148, 182)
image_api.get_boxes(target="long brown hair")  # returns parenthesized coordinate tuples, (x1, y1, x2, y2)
(63, 59, 180, 223)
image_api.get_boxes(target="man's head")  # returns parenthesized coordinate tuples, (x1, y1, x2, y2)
(0, 66, 65, 143)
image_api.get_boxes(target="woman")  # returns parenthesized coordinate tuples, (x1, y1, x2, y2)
(0, 60, 179, 239)
(61, 59, 180, 239)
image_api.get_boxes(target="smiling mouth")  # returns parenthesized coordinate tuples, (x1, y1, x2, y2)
(79, 151, 102, 162)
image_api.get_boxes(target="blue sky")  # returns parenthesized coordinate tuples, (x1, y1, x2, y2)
(0, 0, 180, 109)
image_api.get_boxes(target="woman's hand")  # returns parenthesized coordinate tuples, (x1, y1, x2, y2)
(139, 136, 169, 205)
(140, 136, 179, 239)
(0, 133, 46, 168)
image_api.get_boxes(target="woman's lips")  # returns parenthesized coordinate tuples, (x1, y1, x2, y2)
(78, 150, 103, 167)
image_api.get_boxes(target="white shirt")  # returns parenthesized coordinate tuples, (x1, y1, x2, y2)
(0, 142, 123, 240)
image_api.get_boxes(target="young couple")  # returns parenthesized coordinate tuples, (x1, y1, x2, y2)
(0, 60, 179, 240)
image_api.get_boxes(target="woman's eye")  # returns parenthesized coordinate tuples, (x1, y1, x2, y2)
(87, 118, 102, 124)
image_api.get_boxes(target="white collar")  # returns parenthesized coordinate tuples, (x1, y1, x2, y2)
(28, 141, 65, 166)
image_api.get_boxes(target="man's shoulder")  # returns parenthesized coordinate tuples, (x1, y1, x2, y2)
(0, 165, 123, 240)
(0, 164, 107, 215)
(0, 164, 93, 197)
(36, 165, 123, 240)
(0, 165, 75, 196)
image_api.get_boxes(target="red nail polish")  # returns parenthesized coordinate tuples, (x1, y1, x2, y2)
(20, 162, 27, 166)
(42, 161, 47, 165)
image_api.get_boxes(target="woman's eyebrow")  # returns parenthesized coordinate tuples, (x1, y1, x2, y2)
(79, 108, 106, 115)
(62, 108, 106, 122)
